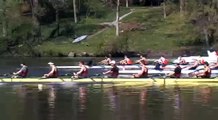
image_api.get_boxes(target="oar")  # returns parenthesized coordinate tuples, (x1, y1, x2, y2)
(89, 74, 105, 82)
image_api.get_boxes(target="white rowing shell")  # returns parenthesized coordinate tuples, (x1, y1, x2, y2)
(72, 35, 88, 43)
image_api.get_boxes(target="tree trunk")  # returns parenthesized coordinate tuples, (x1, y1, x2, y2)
(116, 0, 120, 36)
(203, 28, 210, 48)
(163, 0, 166, 19)
(56, 9, 60, 36)
(126, 0, 129, 8)
(2, 0, 7, 37)
(29, 0, 39, 26)
(180, 0, 184, 16)
(73, 0, 77, 23)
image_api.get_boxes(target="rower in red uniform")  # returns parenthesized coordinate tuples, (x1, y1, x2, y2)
(136, 55, 148, 65)
(99, 54, 112, 65)
(198, 56, 205, 65)
(103, 60, 119, 78)
(43, 62, 58, 78)
(72, 61, 88, 78)
(12, 63, 28, 78)
(177, 56, 188, 65)
(119, 55, 133, 65)
(133, 60, 148, 78)
(195, 62, 211, 78)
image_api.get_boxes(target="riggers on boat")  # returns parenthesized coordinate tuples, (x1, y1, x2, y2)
(1, 77, 218, 86)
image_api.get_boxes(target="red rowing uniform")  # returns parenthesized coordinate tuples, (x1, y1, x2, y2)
(48, 67, 58, 78)
(126, 58, 133, 65)
(110, 66, 119, 78)
(19, 66, 28, 78)
(80, 66, 88, 78)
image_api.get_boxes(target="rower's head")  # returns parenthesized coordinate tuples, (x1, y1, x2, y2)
(79, 61, 85, 66)
(139, 60, 146, 66)
(204, 62, 209, 66)
(20, 63, 26, 67)
(176, 63, 180, 67)
(48, 62, 54, 66)
(110, 60, 116, 66)
(108, 54, 112, 58)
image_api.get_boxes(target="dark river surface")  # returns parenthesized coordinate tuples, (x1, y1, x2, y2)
(0, 83, 218, 120)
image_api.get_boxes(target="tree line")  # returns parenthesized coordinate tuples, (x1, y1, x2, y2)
(0, 0, 218, 56)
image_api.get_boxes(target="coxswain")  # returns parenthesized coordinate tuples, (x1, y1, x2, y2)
(195, 62, 211, 78)
(136, 55, 148, 65)
(99, 54, 112, 65)
(133, 60, 148, 78)
(103, 60, 119, 78)
(12, 63, 28, 78)
(43, 62, 58, 78)
(119, 55, 133, 65)
(72, 61, 88, 78)
(167, 63, 182, 78)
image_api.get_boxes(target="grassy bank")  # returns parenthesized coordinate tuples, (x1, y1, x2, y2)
(36, 7, 206, 57)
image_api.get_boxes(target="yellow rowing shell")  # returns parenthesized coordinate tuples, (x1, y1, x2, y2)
(1, 78, 218, 86)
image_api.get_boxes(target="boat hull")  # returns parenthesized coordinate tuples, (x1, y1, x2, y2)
(1, 78, 218, 86)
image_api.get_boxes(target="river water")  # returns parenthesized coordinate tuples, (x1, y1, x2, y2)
(0, 83, 218, 120)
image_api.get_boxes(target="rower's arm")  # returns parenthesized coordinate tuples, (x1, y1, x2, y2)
(48, 67, 55, 76)
(103, 70, 112, 74)
(14, 67, 25, 75)
(76, 67, 84, 75)
(14, 69, 22, 75)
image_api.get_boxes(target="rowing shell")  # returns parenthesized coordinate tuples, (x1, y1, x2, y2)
(1, 78, 218, 86)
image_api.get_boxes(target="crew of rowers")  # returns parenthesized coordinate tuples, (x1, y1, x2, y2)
(12, 54, 217, 79)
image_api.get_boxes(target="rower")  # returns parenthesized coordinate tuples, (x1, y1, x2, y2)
(133, 60, 148, 78)
(154, 56, 169, 70)
(119, 55, 133, 65)
(166, 63, 182, 78)
(198, 56, 205, 65)
(195, 62, 211, 78)
(43, 62, 58, 78)
(210, 61, 218, 69)
(12, 63, 28, 78)
(103, 60, 119, 78)
(185, 59, 199, 70)
(178, 56, 188, 65)
(99, 54, 112, 65)
(136, 55, 148, 65)
(72, 61, 88, 78)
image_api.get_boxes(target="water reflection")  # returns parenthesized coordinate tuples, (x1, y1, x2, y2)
(48, 86, 56, 120)
(79, 87, 88, 112)
(1, 84, 218, 120)
(107, 86, 119, 111)
(193, 86, 212, 106)
(199, 86, 212, 105)
(139, 88, 147, 120)
(173, 85, 182, 120)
